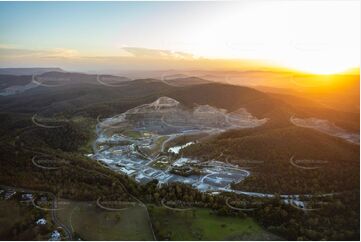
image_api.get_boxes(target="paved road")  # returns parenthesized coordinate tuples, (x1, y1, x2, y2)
(220, 187, 341, 199)
(51, 194, 73, 240)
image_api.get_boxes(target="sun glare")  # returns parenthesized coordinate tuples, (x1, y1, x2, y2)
(170, 1, 360, 75)
(0, 1, 358, 75)
(283, 57, 358, 75)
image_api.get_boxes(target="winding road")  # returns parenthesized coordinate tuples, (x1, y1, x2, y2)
(0, 185, 73, 240)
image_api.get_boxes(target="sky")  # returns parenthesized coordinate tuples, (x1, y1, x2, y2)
(0, 1, 360, 74)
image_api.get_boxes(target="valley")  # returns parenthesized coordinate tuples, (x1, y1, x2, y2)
(0, 71, 359, 241)
(92, 96, 265, 192)
(0, 1, 359, 240)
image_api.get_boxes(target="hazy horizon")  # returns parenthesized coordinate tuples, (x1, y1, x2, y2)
(1, 1, 360, 74)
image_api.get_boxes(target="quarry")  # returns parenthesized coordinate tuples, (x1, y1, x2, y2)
(290, 116, 360, 144)
(92, 97, 267, 193)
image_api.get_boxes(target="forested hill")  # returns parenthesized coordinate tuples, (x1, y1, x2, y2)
(0, 73, 283, 120)
(0, 72, 359, 240)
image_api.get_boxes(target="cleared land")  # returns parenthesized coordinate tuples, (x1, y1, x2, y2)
(149, 206, 280, 240)
(56, 199, 154, 240)
(290, 116, 359, 144)
(93, 97, 255, 191)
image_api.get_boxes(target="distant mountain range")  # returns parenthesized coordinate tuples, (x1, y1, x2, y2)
(0, 68, 359, 240)
(0, 67, 64, 75)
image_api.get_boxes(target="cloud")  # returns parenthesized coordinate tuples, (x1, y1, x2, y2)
(122, 47, 196, 60)
(0, 44, 19, 49)
(43, 48, 80, 59)
(0, 45, 80, 59)
(0, 45, 194, 61)
(0, 46, 42, 57)
(0, 45, 275, 72)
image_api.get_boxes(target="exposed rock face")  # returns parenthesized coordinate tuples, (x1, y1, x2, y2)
(92, 97, 266, 192)
(290, 116, 359, 144)
(126, 96, 180, 114)
(149, 96, 180, 108)
(98, 96, 267, 135)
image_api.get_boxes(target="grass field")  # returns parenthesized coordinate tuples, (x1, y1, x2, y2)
(149, 206, 280, 240)
(123, 130, 142, 139)
(56, 199, 154, 240)
(152, 136, 168, 153)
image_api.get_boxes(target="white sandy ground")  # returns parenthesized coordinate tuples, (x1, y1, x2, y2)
(290, 116, 359, 144)
(93, 97, 266, 192)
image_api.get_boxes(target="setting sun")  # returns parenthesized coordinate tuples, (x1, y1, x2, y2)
(0, 1, 360, 241)
(0, 1, 359, 74)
